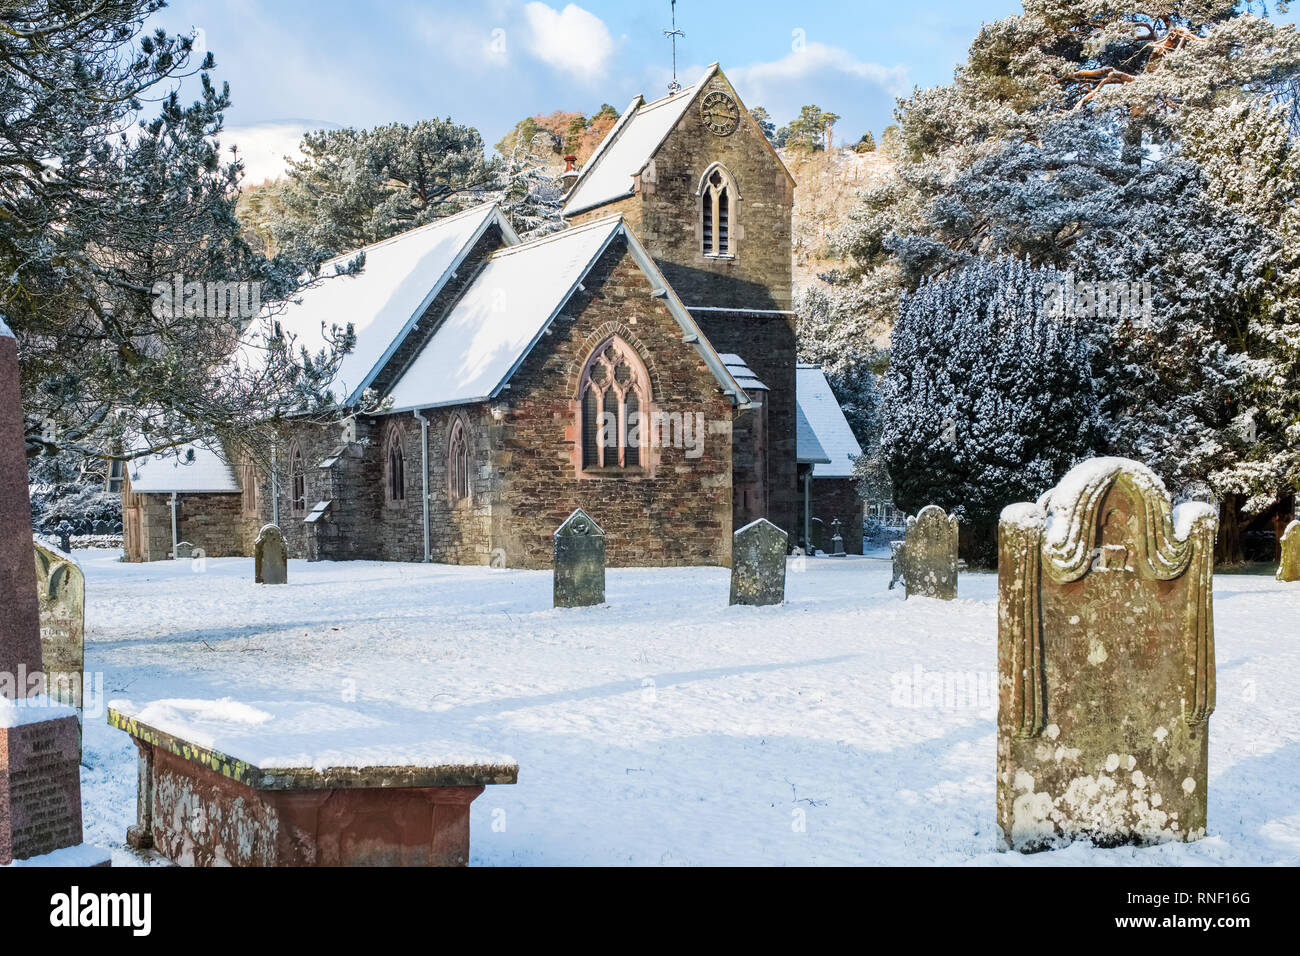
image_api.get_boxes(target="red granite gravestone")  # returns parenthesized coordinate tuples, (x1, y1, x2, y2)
(0, 320, 101, 866)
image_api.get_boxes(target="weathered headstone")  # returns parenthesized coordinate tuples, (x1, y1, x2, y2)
(55, 520, 72, 554)
(1277, 520, 1300, 583)
(899, 505, 958, 600)
(0, 319, 102, 865)
(553, 509, 605, 608)
(32, 537, 85, 724)
(730, 519, 787, 606)
(255, 524, 289, 585)
(172, 540, 194, 560)
(996, 457, 1218, 851)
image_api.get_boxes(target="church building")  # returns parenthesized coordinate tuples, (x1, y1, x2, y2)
(121, 65, 816, 569)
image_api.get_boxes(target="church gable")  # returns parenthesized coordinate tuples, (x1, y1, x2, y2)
(382, 215, 749, 413)
(238, 202, 518, 408)
(488, 233, 738, 568)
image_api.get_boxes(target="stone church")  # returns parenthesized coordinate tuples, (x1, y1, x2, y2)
(121, 65, 844, 569)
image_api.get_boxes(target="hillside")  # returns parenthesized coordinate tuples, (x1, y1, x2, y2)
(779, 147, 895, 295)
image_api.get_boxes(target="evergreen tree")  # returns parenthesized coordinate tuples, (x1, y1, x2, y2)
(1, 0, 350, 468)
(272, 120, 501, 258)
(750, 107, 777, 142)
(882, 258, 1101, 565)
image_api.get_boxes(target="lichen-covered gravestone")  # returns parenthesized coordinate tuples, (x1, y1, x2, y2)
(997, 457, 1218, 851)
(32, 537, 85, 722)
(730, 518, 787, 606)
(1277, 520, 1300, 583)
(899, 505, 958, 600)
(255, 524, 289, 585)
(172, 540, 194, 560)
(553, 508, 605, 608)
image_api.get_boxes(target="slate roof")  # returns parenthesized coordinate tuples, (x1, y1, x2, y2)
(127, 440, 240, 494)
(385, 214, 750, 412)
(241, 203, 517, 406)
(561, 65, 718, 217)
(796, 364, 863, 478)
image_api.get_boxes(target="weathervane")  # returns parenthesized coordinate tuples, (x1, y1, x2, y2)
(664, 0, 685, 93)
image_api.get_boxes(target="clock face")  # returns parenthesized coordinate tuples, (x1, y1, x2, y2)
(700, 91, 740, 137)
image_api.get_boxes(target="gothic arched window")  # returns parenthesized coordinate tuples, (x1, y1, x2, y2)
(578, 337, 650, 473)
(289, 444, 306, 514)
(385, 432, 405, 503)
(242, 460, 259, 517)
(701, 165, 735, 257)
(448, 418, 471, 504)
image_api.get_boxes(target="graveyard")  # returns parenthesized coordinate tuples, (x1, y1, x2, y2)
(70, 546, 1299, 867)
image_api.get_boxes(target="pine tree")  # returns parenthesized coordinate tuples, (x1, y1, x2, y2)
(1, 0, 351, 469)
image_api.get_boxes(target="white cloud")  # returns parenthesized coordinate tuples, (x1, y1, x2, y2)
(728, 42, 910, 140)
(223, 120, 339, 184)
(522, 2, 614, 82)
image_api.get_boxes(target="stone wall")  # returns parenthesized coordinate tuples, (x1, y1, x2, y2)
(492, 237, 734, 569)
(568, 71, 794, 314)
(126, 490, 249, 562)
(810, 477, 863, 555)
(693, 307, 798, 543)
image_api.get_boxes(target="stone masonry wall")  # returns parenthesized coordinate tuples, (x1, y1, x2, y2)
(569, 70, 794, 313)
(693, 307, 799, 543)
(492, 237, 734, 569)
(810, 476, 864, 555)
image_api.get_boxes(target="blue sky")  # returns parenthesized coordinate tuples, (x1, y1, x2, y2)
(149, 1, 1292, 180)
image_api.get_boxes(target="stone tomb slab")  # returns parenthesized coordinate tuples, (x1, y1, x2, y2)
(996, 457, 1217, 851)
(553, 508, 605, 608)
(109, 700, 517, 867)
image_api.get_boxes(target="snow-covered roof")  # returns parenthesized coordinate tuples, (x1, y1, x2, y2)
(561, 66, 718, 217)
(245, 203, 518, 406)
(386, 215, 751, 412)
(720, 353, 768, 392)
(127, 440, 240, 494)
(796, 404, 831, 465)
(796, 364, 862, 478)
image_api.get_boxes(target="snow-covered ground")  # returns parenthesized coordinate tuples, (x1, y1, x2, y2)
(75, 549, 1300, 866)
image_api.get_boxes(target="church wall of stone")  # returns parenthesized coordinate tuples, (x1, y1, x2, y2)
(809, 477, 864, 555)
(492, 239, 734, 569)
(693, 308, 799, 543)
(124, 490, 247, 561)
(372, 407, 496, 565)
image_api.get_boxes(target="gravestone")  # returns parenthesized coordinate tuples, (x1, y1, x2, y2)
(553, 509, 605, 608)
(255, 525, 289, 585)
(900, 505, 958, 600)
(730, 519, 787, 606)
(996, 457, 1218, 851)
(172, 540, 194, 560)
(1277, 520, 1300, 583)
(0, 320, 102, 865)
(55, 521, 72, 554)
(829, 518, 847, 557)
(888, 540, 905, 590)
(32, 538, 85, 725)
